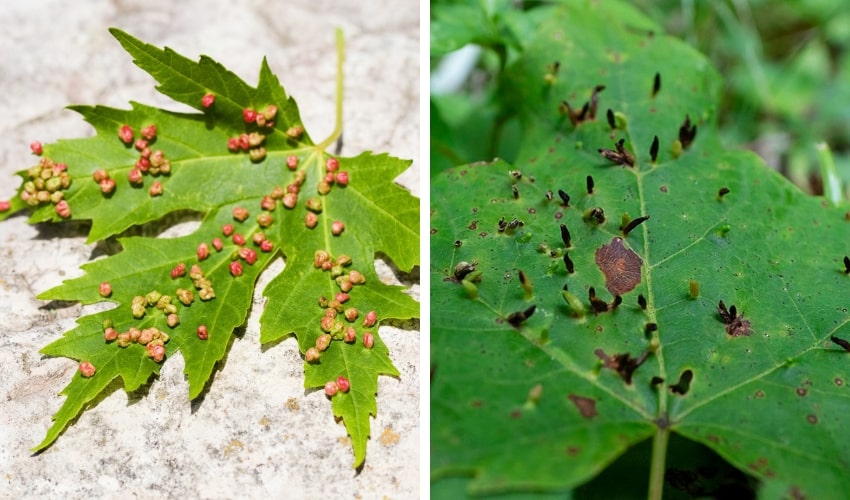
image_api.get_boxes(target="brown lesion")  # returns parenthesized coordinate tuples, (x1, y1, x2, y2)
(717, 301, 751, 336)
(594, 348, 649, 384)
(595, 237, 642, 296)
(567, 394, 597, 419)
(560, 85, 606, 126)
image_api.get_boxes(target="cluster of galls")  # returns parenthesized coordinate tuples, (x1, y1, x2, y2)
(216, 205, 277, 277)
(317, 157, 349, 195)
(171, 262, 216, 301)
(306, 251, 376, 398)
(227, 105, 279, 162)
(313, 250, 366, 293)
(130, 290, 185, 328)
(263, 167, 305, 216)
(324, 376, 351, 397)
(118, 123, 171, 197)
(102, 318, 170, 363)
(20, 157, 72, 218)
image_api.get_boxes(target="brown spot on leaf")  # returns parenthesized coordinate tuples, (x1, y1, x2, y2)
(468, 220, 478, 230)
(806, 414, 818, 424)
(660, 185, 668, 193)
(831, 335, 850, 351)
(510, 409, 522, 419)
(796, 387, 807, 397)
(595, 237, 642, 295)
(718, 301, 752, 336)
(669, 369, 693, 395)
(594, 348, 649, 384)
(567, 394, 597, 419)
(470, 399, 482, 408)
(836, 377, 844, 386)
(754, 390, 765, 398)
(566, 445, 581, 456)
(748, 457, 770, 474)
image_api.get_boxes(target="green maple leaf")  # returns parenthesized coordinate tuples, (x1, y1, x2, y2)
(0, 29, 418, 468)
(431, 1, 850, 498)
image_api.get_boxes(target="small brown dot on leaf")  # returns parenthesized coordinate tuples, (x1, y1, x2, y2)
(806, 414, 818, 425)
(567, 394, 597, 419)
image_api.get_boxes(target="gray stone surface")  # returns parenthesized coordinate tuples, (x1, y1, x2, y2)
(0, 1, 419, 498)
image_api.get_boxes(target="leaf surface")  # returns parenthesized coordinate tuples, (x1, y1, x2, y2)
(430, 2, 850, 497)
(3, 29, 418, 467)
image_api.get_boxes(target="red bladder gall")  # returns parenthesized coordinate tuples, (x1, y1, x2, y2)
(363, 310, 377, 327)
(305, 212, 318, 229)
(201, 93, 215, 108)
(324, 381, 339, 397)
(197, 325, 209, 340)
(98, 282, 112, 297)
(336, 376, 350, 393)
(30, 140, 43, 155)
(118, 125, 134, 144)
(305, 347, 320, 363)
(79, 361, 96, 378)
(141, 124, 157, 141)
(325, 157, 339, 172)
(197, 242, 210, 261)
(171, 263, 186, 279)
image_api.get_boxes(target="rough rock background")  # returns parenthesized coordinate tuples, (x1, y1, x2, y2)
(0, 1, 419, 498)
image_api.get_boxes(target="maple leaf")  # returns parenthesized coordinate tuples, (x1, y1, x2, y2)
(0, 28, 418, 468)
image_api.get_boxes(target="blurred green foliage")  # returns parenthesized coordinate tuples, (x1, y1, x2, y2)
(431, 0, 850, 196)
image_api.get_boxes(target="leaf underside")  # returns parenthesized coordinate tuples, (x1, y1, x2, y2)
(5, 29, 418, 467)
(430, 2, 850, 498)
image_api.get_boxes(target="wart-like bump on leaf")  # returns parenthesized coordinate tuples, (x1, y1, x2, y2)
(669, 369, 693, 395)
(507, 305, 536, 327)
(830, 335, 850, 352)
(717, 300, 751, 336)
(594, 348, 648, 384)
(595, 237, 642, 295)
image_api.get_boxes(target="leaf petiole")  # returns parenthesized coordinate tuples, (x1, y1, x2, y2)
(317, 28, 345, 151)
(647, 426, 669, 500)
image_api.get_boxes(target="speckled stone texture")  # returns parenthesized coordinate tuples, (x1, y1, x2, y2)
(0, 1, 419, 497)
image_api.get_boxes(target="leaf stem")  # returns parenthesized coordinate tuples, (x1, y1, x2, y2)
(317, 29, 345, 151)
(647, 426, 669, 500)
(817, 141, 843, 205)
